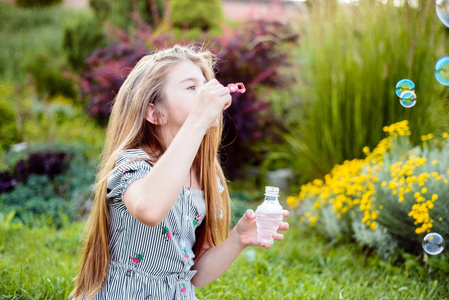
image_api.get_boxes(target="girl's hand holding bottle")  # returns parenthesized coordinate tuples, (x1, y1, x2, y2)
(233, 209, 289, 249)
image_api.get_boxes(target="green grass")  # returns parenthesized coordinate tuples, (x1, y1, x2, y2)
(1, 214, 448, 299)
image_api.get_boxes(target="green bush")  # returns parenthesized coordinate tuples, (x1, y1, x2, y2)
(16, 0, 62, 8)
(277, 1, 449, 183)
(0, 143, 98, 227)
(89, 0, 165, 31)
(0, 2, 85, 85)
(63, 10, 108, 72)
(169, 0, 223, 31)
(0, 83, 20, 152)
(23, 51, 78, 99)
(21, 95, 105, 153)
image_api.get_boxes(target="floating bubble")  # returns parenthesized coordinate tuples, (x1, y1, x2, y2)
(436, 0, 449, 28)
(395, 79, 415, 97)
(435, 56, 449, 86)
(245, 249, 256, 262)
(399, 91, 416, 108)
(422, 232, 445, 255)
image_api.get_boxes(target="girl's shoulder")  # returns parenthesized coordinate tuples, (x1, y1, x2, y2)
(116, 149, 152, 164)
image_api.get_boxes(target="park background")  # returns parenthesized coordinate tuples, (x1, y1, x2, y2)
(1, 0, 449, 298)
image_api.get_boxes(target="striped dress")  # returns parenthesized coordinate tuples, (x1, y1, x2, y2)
(93, 149, 223, 300)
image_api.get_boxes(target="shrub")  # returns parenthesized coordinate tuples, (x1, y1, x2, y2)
(0, 83, 20, 152)
(16, 0, 62, 8)
(280, 0, 449, 183)
(169, 0, 223, 31)
(23, 50, 78, 99)
(213, 20, 297, 179)
(80, 43, 147, 124)
(89, 0, 164, 31)
(20, 95, 105, 155)
(0, 2, 68, 82)
(0, 149, 72, 194)
(288, 120, 449, 257)
(62, 10, 108, 72)
(0, 143, 98, 226)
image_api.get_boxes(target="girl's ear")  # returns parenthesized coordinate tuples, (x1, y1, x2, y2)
(145, 104, 166, 125)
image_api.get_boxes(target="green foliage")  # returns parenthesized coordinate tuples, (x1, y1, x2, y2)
(169, 0, 223, 31)
(0, 175, 74, 227)
(0, 143, 98, 227)
(279, 1, 449, 183)
(21, 95, 105, 153)
(0, 2, 89, 85)
(62, 10, 107, 72)
(0, 83, 20, 152)
(23, 50, 78, 99)
(16, 0, 62, 8)
(89, 0, 164, 31)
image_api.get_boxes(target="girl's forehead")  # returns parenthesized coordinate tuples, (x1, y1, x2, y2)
(167, 61, 205, 83)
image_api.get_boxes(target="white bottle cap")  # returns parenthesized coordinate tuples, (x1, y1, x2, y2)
(265, 186, 279, 197)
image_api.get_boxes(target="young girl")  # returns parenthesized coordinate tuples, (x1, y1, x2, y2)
(71, 45, 289, 300)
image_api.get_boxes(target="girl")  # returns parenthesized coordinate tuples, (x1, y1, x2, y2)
(71, 45, 289, 300)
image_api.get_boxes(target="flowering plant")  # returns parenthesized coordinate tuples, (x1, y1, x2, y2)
(288, 121, 449, 257)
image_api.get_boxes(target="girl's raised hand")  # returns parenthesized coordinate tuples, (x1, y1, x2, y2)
(190, 79, 232, 129)
(233, 209, 289, 249)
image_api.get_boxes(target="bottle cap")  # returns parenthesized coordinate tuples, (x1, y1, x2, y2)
(264, 186, 279, 197)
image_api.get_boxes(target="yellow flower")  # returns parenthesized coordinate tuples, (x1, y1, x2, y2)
(443, 132, 449, 138)
(421, 187, 427, 194)
(432, 160, 438, 165)
(362, 146, 370, 154)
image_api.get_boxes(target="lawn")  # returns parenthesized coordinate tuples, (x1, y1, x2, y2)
(1, 212, 448, 299)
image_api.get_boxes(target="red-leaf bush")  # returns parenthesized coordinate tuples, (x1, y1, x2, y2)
(80, 43, 147, 125)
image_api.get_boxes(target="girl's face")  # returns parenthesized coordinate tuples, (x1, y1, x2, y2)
(163, 60, 207, 132)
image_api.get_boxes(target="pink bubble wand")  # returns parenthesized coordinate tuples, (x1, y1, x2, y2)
(227, 82, 246, 93)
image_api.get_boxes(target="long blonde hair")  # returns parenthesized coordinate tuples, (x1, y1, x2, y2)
(71, 45, 231, 299)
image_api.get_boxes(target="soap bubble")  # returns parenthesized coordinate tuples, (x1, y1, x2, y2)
(422, 232, 445, 255)
(245, 249, 256, 262)
(395, 79, 415, 97)
(399, 91, 416, 108)
(436, 0, 449, 28)
(435, 56, 449, 86)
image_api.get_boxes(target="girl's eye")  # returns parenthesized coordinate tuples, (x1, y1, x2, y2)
(187, 86, 196, 90)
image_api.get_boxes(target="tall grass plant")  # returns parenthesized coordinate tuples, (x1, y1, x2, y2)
(279, 1, 449, 183)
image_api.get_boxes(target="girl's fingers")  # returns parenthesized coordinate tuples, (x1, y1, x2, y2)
(273, 233, 284, 241)
(278, 222, 289, 231)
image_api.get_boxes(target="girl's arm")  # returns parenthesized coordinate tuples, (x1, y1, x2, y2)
(191, 209, 289, 287)
(124, 80, 231, 227)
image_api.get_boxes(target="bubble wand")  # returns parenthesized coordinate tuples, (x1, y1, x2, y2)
(227, 82, 246, 93)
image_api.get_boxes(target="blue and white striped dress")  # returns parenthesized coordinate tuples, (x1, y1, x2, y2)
(94, 149, 223, 300)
